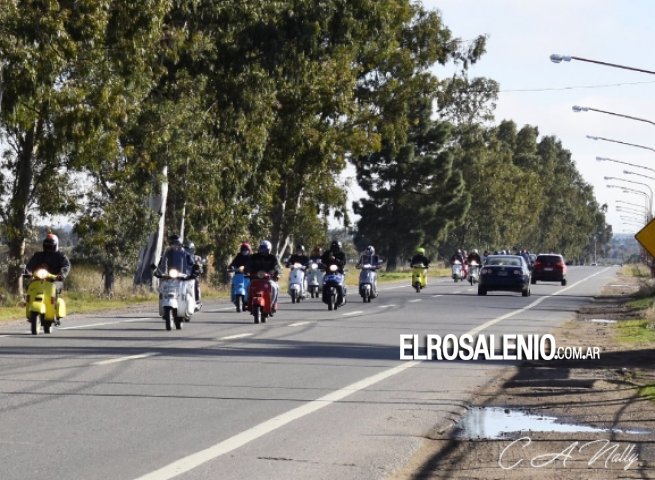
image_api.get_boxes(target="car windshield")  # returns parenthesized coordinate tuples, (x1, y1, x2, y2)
(486, 256, 522, 267)
(537, 255, 563, 264)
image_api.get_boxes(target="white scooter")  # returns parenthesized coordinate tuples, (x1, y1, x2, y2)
(287, 263, 307, 304)
(452, 260, 464, 283)
(358, 264, 380, 303)
(468, 261, 480, 285)
(306, 261, 323, 298)
(154, 267, 196, 330)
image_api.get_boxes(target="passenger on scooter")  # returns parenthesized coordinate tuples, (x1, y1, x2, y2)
(309, 246, 322, 264)
(246, 240, 282, 310)
(228, 242, 253, 271)
(285, 245, 309, 268)
(184, 240, 203, 311)
(25, 233, 71, 296)
(320, 240, 347, 305)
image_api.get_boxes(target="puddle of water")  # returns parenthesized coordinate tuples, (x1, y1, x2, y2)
(590, 318, 617, 324)
(454, 407, 651, 440)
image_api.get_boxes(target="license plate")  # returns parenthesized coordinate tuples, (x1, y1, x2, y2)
(544, 267, 553, 271)
(498, 271, 508, 276)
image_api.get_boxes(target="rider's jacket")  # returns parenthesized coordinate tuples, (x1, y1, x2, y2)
(26, 251, 71, 279)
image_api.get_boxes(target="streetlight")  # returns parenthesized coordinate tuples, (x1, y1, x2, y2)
(573, 106, 655, 127)
(550, 54, 655, 75)
(623, 170, 655, 182)
(588, 136, 655, 154)
(607, 184, 652, 218)
(597, 156, 655, 175)
(604, 176, 653, 198)
(617, 206, 647, 216)
(617, 200, 648, 210)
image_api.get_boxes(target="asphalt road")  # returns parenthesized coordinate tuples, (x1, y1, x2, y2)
(0, 266, 616, 480)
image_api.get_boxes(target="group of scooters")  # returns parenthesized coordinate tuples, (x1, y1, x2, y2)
(450, 260, 481, 285)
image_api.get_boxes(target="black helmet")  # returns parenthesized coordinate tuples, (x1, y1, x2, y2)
(330, 240, 342, 253)
(168, 234, 182, 247)
(183, 240, 195, 254)
(43, 233, 59, 253)
(296, 244, 305, 254)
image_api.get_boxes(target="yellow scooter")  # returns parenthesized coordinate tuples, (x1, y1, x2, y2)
(411, 264, 428, 293)
(24, 268, 66, 335)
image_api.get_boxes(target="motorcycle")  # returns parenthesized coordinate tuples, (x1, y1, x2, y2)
(452, 260, 465, 283)
(247, 271, 277, 324)
(154, 267, 196, 330)
(228, 266, 250, 312)
(306, 261, 323, 298)
(322, 264, 346, 311)
(358, 263, 380, 303)
(468, 261, 480, 285)
(287, 263, 306, 304)
(411, 263, 427, 293)
(23, 268, 66, 335)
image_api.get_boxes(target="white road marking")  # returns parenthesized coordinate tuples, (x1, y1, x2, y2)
(342, 310, 364, 316)
(216, 307, 234, 311)
(378, 305, 395, 308)
(58, 318, 147, 330)
(219, 333, 253, 340)
(132, 360, 420, 480)
(288, 321, 311, 327)
(409, 299, 422, 303)
(383, 285, 407, 290)
(432, 294, 443, 298)
(93, 352, 157, 366)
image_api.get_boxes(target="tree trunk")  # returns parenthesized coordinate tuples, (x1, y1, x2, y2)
(6, 125, 37, 295)
(386, 240, 399, 272)
(103, 264, 115, 294)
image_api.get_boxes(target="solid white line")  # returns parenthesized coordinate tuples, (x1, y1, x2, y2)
(383, 285, 407, 290)
(93, 352, 157, 366)
(216, 307, 234, 311)
(132, 360, 420, 480)
(132, 267, 609, 480)
(288, 321, 311, 327)
(432, 294, 443, 298)
(378, 305, 395, 308)
(59, 318, 146, 330)
(219, 333, 253, 340)
(409, 299, 422, 303)
(342, 310, 364, 316)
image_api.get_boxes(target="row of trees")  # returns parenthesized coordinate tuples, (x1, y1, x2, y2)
(1, 1, 607, 293)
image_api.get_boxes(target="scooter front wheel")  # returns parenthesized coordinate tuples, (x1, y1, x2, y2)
(29, 312, 40, 335)
(236, 295, 244, 313)
(164, 307, 173, 331)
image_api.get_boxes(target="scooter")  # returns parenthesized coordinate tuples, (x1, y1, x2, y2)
(358, 264, 380, 303)
(287, 263, 306, 304)
(452, 260, 464, 283)
(468, 261, 480, 285)
(322, 264, 346, 311)
(247, 271, 277, 324)
(23, 268, 66, 335)
(228, 266, 249, 312)
(306, 261, 323, 299)
(411, 264, 427, 293)
(154, 267, 196, 330)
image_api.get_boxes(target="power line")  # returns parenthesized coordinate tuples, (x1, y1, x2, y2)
(499, 80, 655, 93)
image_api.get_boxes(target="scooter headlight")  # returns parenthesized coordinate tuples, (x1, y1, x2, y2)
(168, 269, 180, 278)
(329, 264, 338, 272)
(293, 263, 302, 269)
(35, 269, 48, 279)
(311, 263, 318, 269)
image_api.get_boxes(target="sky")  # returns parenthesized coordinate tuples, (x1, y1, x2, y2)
(417, 0, 655, 235)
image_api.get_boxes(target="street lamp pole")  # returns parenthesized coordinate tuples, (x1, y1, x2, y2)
(550, 54, 655, 75)
(573, 106, 655, 126)
(588, 136, 655, 154)
(597, 156, 655, 175)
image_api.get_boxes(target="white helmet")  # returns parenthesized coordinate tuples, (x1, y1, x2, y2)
(259, 240, 272, 254)
(366, 245, 375, 255)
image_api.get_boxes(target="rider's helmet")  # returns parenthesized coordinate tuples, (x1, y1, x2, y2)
(168, 234, 182, 248)
(240, 242, 252, 255)
(330, 240, 342, 253)
(296, 244, 305, 255)
(259, 240, 272, 255)
(457, 249, 462, 255)
(311, 246, 322, 257)
(43, 233, 59, 253)
(416, 247, 425, 255)
(183, 240, 195, 255)
(472, 248, 479, 254)
(366, 245, 375, 256)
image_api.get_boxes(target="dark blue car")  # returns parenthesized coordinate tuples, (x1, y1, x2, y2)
(478, 255, 531, 297)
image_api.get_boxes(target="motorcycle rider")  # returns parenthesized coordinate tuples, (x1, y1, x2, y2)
(320, 240, 347, 305)
(450, 249, 465, 265)
(25, 233, 71, 308)
(285, 245, 310, 268)
(357, 245, 383, 296)
(156, 234, 198, 276)
(467, 249, 482, 265)
(183, 240, 203, 310)
(309, 246, 323, 263)
(246, 240, 282, 310)
(410, 247, 430, 268)
(228, 242, 253, 271)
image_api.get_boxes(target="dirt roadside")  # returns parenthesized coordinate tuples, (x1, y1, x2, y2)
(393, 272, 655, 480)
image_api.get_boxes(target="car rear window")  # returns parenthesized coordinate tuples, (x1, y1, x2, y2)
(487, 257, 522, 267)
(537, 255, 563, 264)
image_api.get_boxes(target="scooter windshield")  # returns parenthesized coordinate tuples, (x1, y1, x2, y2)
(163, 249, 189, 274)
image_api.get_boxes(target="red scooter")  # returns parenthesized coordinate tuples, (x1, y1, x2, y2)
(246, 271, 277, 324)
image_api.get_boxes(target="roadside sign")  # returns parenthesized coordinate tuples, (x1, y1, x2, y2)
(635, 218, 655, 257)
